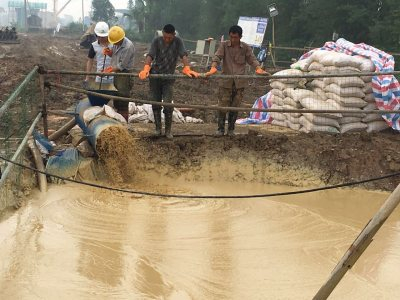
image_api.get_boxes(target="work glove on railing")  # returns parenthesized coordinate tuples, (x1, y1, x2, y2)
(205, 66, 218, 77)
(139, 65, 151, 80)
(182, 66, 200, 78)
(103, 48, 113, 56)
(103, 66, 114, 73)
(255, 66, 270, 75)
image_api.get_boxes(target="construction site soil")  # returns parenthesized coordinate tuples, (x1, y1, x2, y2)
(1, 33, 400, 191)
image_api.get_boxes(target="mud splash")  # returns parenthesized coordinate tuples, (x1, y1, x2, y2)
(0, 181, 399, 299)
(96, 126, 139, 183)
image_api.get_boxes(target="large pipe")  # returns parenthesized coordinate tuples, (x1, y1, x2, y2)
(27, 138, 47, 193)
(75, 98, 124, 151)
(48, 118, 76, 141)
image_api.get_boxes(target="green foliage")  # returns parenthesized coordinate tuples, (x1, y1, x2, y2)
(91, 0, 116, 23)
(128, 0, 400, 54)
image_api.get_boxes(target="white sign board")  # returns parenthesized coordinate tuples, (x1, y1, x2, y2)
(237, 16, 268, 47)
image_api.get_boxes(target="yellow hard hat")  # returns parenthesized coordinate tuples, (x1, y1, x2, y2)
(108, 26, 125, 44)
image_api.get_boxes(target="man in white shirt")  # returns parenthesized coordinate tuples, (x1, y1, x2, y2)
(83, 21, 113, 89)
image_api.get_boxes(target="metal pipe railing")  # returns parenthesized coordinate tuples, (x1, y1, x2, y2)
(0, 112, 42, 188)
(0, 66, 38, 119)
(41, 68, 400, 80)
(49, 82, 400, 115)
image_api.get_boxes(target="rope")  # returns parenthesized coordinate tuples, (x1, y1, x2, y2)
(0, 155, 399, 199)
(49, 82, 400, 115)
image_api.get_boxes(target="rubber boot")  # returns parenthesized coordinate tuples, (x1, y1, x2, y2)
(215, 112, 226, 137)
(164, 112, 173, 139)
(153, 110, 162, 136)
(227, 112, 238, 136)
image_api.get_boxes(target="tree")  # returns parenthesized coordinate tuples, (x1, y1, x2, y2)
(91, 0, 115, 23)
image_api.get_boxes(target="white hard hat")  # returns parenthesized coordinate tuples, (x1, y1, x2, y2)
(94, 22, 109, 37)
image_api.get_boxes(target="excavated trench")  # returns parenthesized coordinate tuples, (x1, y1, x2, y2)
(1, 125, 400, 299)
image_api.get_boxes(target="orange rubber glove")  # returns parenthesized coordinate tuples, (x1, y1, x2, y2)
(103, 66, 114, 73)
(182, 66, 200, 78)
(255, 67, 270, 75)
(103, 48, 112, 56)
(205, 66, 218, 77)
(139, 65, 151, 80)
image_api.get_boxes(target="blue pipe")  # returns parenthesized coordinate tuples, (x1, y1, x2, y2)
(75, 98, 123, 151)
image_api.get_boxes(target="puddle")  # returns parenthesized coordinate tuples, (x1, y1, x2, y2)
(0, 181, 399, 299)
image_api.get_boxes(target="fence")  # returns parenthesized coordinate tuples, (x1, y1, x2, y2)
(0, 66, 41, 209)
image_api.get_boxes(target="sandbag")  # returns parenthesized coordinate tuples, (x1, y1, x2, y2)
(361, 76, 373, 83)
(308, 70, 323, 76)
(290, 58, 312, 71)
(325, 83, 365, 98)
(362, 114, 382, 123)
(323, 77, 365, 88)
(283, 97, 300, 108)
(326, 99, 365, 118)
(325, 93, 367, 108)
(312, 88, 327, 100)
(271, 69, 306, 85)
(319, 52, 362, 69)
(307, 79, 325, 89)
(309, 50, 330, 64)
(308, 61, 324, 71)
(323, 66, 361, 73)
(338, 117, 362, 125)
(285, 114, 301, 124)
(270, 81, 295, 90)
(355, 56, 375, 72)
(284, 88, 319, 102)
(363, 102, 377, 111)
(282, 105, 301, 117)
(366, 120, 388, 133)
(271, 119, 287, 128)
(364, 93, 375, 103)
(286, 121, 301, 131)
(303, 113, 340, 128)
(299, 116, 339, 133)
(362, 83, 372, 94)
(272, 96, 285, 106)
(340, 122, 368, 134)
(300, 98, 342, 119)
(271, 89, 285, 99)
(270, 112, 286, 121)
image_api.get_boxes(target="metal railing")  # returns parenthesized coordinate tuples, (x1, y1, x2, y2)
(0, 66, 41, 209)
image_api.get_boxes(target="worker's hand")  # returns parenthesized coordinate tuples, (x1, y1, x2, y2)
(103, 48, 112, 56)
(103, 66, 114, 73)
(205, 66, 218, 77)
(182, 66, 200, 78)
(255, 67, 270, 75)
(139, 65, 151, 80)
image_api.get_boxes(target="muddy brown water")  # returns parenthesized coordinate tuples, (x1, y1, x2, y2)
(0, 180, 399, 299)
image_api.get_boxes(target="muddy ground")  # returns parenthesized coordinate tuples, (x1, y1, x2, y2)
(1, 33, 400, 192)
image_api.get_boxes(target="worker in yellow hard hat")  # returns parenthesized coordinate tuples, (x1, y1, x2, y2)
(102, 25, 135, 121)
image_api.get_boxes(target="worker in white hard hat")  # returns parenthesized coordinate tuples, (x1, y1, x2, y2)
(83, 21, 113, 89)
(102, 25, 135, 121)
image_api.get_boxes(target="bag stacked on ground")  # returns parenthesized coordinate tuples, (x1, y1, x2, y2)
(267, 50, 389, 133)
(269, 69, 307, 130)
